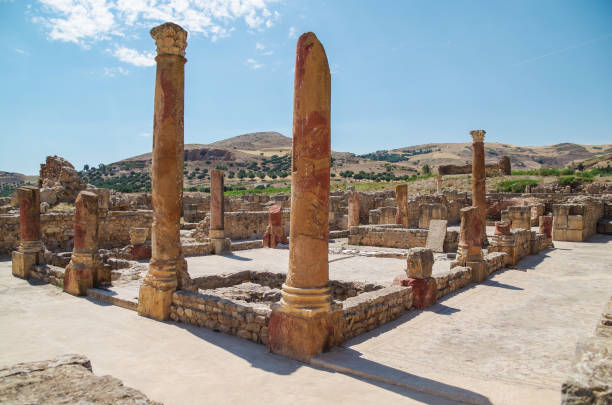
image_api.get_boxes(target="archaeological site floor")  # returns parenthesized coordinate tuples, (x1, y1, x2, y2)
(0, 234, 610, 404)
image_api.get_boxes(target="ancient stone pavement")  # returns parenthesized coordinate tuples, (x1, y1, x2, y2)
(313, 234, 612, 404)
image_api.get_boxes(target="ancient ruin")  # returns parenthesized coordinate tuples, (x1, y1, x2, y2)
(138, 22, 191, 320)
(262, 204, 288, 248)
(11, 186, 42, 279)
(471, 129, 488, 246)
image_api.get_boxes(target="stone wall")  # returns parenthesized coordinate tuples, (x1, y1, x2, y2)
(434, 266, 472, 299)
(342, 286, 412, 340)
(553, 197, 605, 241)
(437, 156, 510, 177)
(348, 225, 459, 252)
(192, 210, 291, 241)
(488, 229, 545, 266)
(0, 210, 152, 257)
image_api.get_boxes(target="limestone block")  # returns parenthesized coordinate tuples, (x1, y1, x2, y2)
(468, 261, 487, 283)
(553, 229, 567, 241)
(597, 219, 612, 235)
(566, 229, 584, 242)
(406, 247, 434, 279)
(12, 251, 35, 279)
(39, 188, 57, 206)
(567, 215, 584, 230)
(398, 277, 436, 309)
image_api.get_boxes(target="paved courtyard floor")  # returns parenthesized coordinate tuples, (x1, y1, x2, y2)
(0, 234, 610, 404)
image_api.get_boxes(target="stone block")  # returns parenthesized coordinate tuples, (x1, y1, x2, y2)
(567, 215, 584, 230)
(212, 238, 231, 254)
(12, 251, 35, 279)
(425, 219, 447, 253)
(566, 229, 584, 242)
(399, 277, 437, 309)
(553, 229, 567, 241)
(597, 219, 612, 235)
(554, 215, 568, 229)
(468, 261, 487, 283)
(406, 247, 434, 279)
(129, 245, 152, 260)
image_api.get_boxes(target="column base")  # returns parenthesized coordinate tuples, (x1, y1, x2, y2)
(267, 304, 343, 362)
(63, 253, 97, 296)
(211, 238, 231, 255)
(12, 251, 37, 279)
(468, 261, 487, 283)
(137, 283, 174, 320)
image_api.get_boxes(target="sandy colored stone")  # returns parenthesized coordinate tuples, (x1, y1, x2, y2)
(139, 22, 191, 320)
(406, 247, 434, 279)
(425, 219, 447, 253)
(16, 186, 40, 243)
(395, 184, 408, 227)
(263, 205, 288, 248)
(210, 169, 224, 232)
(457, 206, 483, 263)
(348, 192, 360, 227)
(495, 221, 512, 235)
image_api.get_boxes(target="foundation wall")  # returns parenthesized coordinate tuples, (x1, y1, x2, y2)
(192, 210, 291, 241)
(348, 225, 459, 251)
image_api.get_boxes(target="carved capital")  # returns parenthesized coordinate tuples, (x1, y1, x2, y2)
(470, 130, 486, 143)
(150, 22, 188, 57)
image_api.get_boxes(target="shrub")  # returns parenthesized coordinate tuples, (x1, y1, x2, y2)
(495, 179, 538, 193)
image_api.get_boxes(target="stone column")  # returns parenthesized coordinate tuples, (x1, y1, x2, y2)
(499, 156, 511, 176)
(347, 192, 360, 228)
(64, 191, 101, 295)
(470, 130, 488, 245)
(209, 168, 230, 254)
(138, 22, 191, 320)
(539, 215, 554, 248)
(395, 184, 408, 227)
(12, 186, 43, 279)
(436, 175, 442, 193)
(263, 204, 288, 248)
(455, 206, 486, 282)
(268, 32, 341, 362)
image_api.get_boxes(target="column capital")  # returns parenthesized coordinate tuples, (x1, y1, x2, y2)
(470, 130, 486, 143)
(150, 22, 188, 57)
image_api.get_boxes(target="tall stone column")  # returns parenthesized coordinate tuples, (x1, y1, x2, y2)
(209, 169, 230, 253)
(395, 184, 408, 227)
(470, 130, 488, 245)
(268, 32, 341, 362)
(138, 22, 191, 320)
(64, 191, 100, 296)
(347, 192, 360, 228)
(455, 206, 486, 282)
(12, 186, 43, 279)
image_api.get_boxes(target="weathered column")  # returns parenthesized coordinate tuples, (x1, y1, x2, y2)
(395, 184, 408, 227)
(138, 22, 191, 320)
(347, 192, 360, 228)
(11, 186, 43, 279)
(268, 32, 341, 362)
(499, 156, 511, 176)
(209, 168, 231, 254)
(455, 206, 486, 282)
(64, 191, 100, 295)
(393, 248, 437, 309)
(263, 204, 288, 248)
(539, 215, 554, 248)
(470, 130, 488, 245)
(436, 175, 442, 193)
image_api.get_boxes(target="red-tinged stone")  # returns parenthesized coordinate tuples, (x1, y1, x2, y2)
(210, 169, 224, 231)
(263, 205, 288, 249)
(494, 221, 512, 236)
(73, 191, 99, 253)
(17, 186, 40, 242)
(458, 206, 484, 262)
(402, 277, 437, 309)
(129, 245, 152, 260)
(539, 216, 553, 239)
(470, 130, 487, 245)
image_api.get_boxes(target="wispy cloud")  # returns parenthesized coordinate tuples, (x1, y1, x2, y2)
(32, 0, 281, 64)
(104, 66, 129, 77)
(246, 58, 263, 69)
(288, 26, 296, 39)
(111, 46, 155, 67)
(513, 33, 612, 67)
(14, 48, 29, 55)
(139, 132, 151, 137)
(255, 41, 273, 55)
(330, 63, 339, 74)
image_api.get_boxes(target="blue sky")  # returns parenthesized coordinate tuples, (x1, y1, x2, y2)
(1, 0, 611, 175)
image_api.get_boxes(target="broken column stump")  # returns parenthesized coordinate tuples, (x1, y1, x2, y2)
(263, 204, 288, 248)
(394, 247, 437, 309)
(12, 186, 43, 279)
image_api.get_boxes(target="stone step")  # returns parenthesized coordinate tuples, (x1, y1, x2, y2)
(87, 287, 138, 311)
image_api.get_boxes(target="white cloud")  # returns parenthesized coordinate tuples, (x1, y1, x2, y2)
(255, 42, 265, 51)
(255, 41, 273, 55)
(14, 48, 29, 55)
(246, 58, 263, 69)
(288, 26, 296, 39)
(139, 132, 151, 137)
(111, 46, 155, 67)
(104, 66, 129, 77)
(34, 0, 281, 45)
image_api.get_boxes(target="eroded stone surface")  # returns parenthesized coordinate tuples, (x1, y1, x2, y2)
(406, 247, 434, 279)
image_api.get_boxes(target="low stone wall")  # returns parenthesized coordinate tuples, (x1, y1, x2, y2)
(488, 229, 546, 266)
(0, 210, 152, 257)
(433, 266, 472, 299)
(553, 197, 605, 241)
(192, 210, 291, 241)
(348, 225, 458, 252)
(342, 286, 412, 340)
